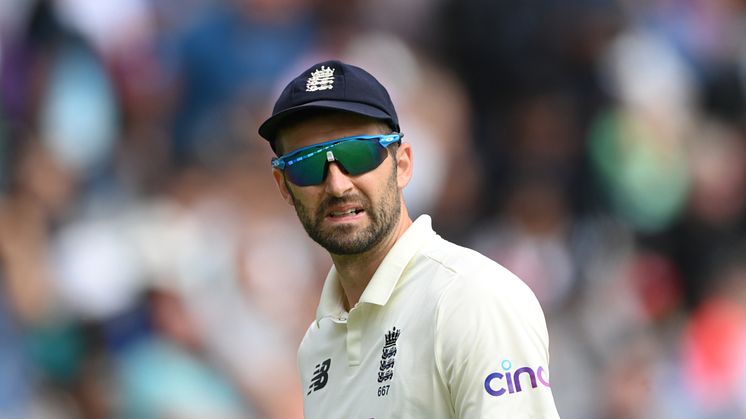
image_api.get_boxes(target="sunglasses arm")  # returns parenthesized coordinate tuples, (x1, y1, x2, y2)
(271, 158, 285, 170)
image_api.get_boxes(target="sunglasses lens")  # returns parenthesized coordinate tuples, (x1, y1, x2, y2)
(282, 138, 391, 186)
(333, 140, 387, 176)
(284, 151, 328, 186)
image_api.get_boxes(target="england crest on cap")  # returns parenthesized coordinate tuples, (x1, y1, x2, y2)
(306, 66, 335, 92)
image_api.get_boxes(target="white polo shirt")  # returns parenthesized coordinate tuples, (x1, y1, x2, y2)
(298, 215, 560, 419)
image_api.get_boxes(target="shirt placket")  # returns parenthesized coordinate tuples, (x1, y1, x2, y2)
(346, 305, 364, 366)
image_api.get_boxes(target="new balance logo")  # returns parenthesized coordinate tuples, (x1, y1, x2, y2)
(308, 358, 331, 395)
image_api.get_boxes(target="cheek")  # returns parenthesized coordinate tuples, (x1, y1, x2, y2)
(357, 163, 399, 203)
(287, 184, 323, 208)
(352, 172, 387, 199)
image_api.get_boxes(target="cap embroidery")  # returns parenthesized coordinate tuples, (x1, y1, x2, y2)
(306, 66, 335, 92)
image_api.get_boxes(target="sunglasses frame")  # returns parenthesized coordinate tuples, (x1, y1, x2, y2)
(271, 133, 402, 187)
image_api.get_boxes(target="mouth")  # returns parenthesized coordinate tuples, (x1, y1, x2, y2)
(326, 206, 365, 220)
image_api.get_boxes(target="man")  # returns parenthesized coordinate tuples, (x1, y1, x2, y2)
(258, 60, 560, 418)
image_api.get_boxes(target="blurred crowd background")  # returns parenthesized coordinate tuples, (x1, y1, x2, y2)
(1, 0, 745, 418)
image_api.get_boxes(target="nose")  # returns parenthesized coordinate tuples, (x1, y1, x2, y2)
(324, 162, 354, 197)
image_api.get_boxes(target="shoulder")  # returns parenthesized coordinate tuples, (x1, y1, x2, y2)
(420, 236, 539, 309)
(418, 237, 547, 340)
(426, 239, 551, 374)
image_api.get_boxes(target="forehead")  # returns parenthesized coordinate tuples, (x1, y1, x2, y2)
(277, 112, 386, 154)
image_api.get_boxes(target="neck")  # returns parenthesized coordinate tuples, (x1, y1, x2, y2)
(332, 210, 413, 311)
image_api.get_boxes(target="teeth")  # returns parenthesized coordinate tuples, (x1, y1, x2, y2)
(331, 209, 359, 217)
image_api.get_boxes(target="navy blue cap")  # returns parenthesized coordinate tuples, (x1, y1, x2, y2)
(258, 60, 399, 150)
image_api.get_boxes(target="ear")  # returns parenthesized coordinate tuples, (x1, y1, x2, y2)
(395, 142, 413, 189)
(272, 168, 294, 206)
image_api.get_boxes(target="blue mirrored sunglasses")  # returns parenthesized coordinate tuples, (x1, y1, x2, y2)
(272, 133, 402, 186)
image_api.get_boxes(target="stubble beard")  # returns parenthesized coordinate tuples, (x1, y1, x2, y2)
(288, 165, 401, 256)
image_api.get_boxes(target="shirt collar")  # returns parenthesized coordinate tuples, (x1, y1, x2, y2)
(316, 214, 436, 321)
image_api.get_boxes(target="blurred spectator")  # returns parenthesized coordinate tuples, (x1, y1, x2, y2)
(665, 119, 746, 308)
(651, 247, 746, 418)
(166, 0, 318, 165)
(600, 328, 660, 419)
(437, 0, 621, 217)
(0, 289, 33, 418)
(0, 135, 84, 419)
(590, 27, 695, 233)
(132, 161, 311, 418)
(469, 173, 578, 311)
(114, 288, 250, 419)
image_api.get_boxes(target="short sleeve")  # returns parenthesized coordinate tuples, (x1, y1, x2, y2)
(434, 263, 560, 418)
